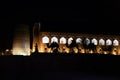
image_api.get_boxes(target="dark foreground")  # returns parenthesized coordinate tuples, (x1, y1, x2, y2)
(0, 53, 120, 80)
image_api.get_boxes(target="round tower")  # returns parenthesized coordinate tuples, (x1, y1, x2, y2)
(12, 24, 30, 56)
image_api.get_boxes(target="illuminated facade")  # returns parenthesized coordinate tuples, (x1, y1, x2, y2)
(12, 24, 30, 56)
(32, 23, 120, 55)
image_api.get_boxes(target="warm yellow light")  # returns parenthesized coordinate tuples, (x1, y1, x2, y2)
(6, 49, 9, 52)
(112, 52, 117, 55)
(12, 48, 30, 56)
(89, 50, 93, 53)
(104, 51, 107, 54)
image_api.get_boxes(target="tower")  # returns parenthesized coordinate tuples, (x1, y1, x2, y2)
(32, 23, 40, 52)
(12, 24, 30, 56)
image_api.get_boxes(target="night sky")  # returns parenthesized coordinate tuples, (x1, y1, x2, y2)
(0, 0, 120, 50)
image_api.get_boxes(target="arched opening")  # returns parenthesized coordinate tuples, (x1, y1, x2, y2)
(42, 36, 50, 53)
(99, 39, 105, 45)
(60, 37, 66, 44)
(112, 39, 119, 55)
(51, 37, 58, 43)
(91, 38, 98, 45)
(76, 38, 82, 44)
(76, 38, 83, 53)
(42, 36, 49, 43)
(84, 38, 90, 45)
(68, 37, 73, 44)
(59, 37, 67, 53)
(113, 39, 119, 46)
(106, 39, 112, 46)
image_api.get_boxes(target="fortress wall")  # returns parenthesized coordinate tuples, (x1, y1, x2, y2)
(35, 31, 120, 54)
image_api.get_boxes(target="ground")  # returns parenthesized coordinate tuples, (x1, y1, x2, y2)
(0, 53, 120, 80)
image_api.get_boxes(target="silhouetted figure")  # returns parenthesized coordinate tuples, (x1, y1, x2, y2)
(35, 43, 38, 53)
(31, 43, 39, 55)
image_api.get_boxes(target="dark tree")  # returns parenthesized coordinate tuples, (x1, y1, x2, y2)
(82, 38, 89, 53)
(102, 45, 113, 54)
(88, 43, 97, 53)
(65, 39, 78, 53)
(46, 41, 59, 53)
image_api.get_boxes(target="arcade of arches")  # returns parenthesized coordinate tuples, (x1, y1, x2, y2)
(32, 31, 120, 55)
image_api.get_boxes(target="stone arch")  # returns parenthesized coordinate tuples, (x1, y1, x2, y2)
(99, 39, 105, 45)
(84, 38, 90, 45)
(68, 37, 73, 44)
(76, 38, 82, 44)
(60, 37, 66, 44)
(106, 39, 112, 46)
(42, 36, 49, 43)
(91, 38, 98, 45)
(113, 39, 119, 46)
(51, 36, 58, 43)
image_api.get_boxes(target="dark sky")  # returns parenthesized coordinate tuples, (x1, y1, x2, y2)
(0, 0, 120, 49)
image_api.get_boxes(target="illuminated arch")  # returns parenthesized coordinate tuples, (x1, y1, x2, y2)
(51, 37, 58, 43)
(99, 39, 105, 45)
(68, 37, 73, 44)
(113, 39, 119, 46)
(84, 38, 90, 45)
(91, 38, 98, 45)
(60, 37, 66, 44)
(106, 39, 112, 45)
(76, 38, 82, 44)
(42, 36, 49, 43)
